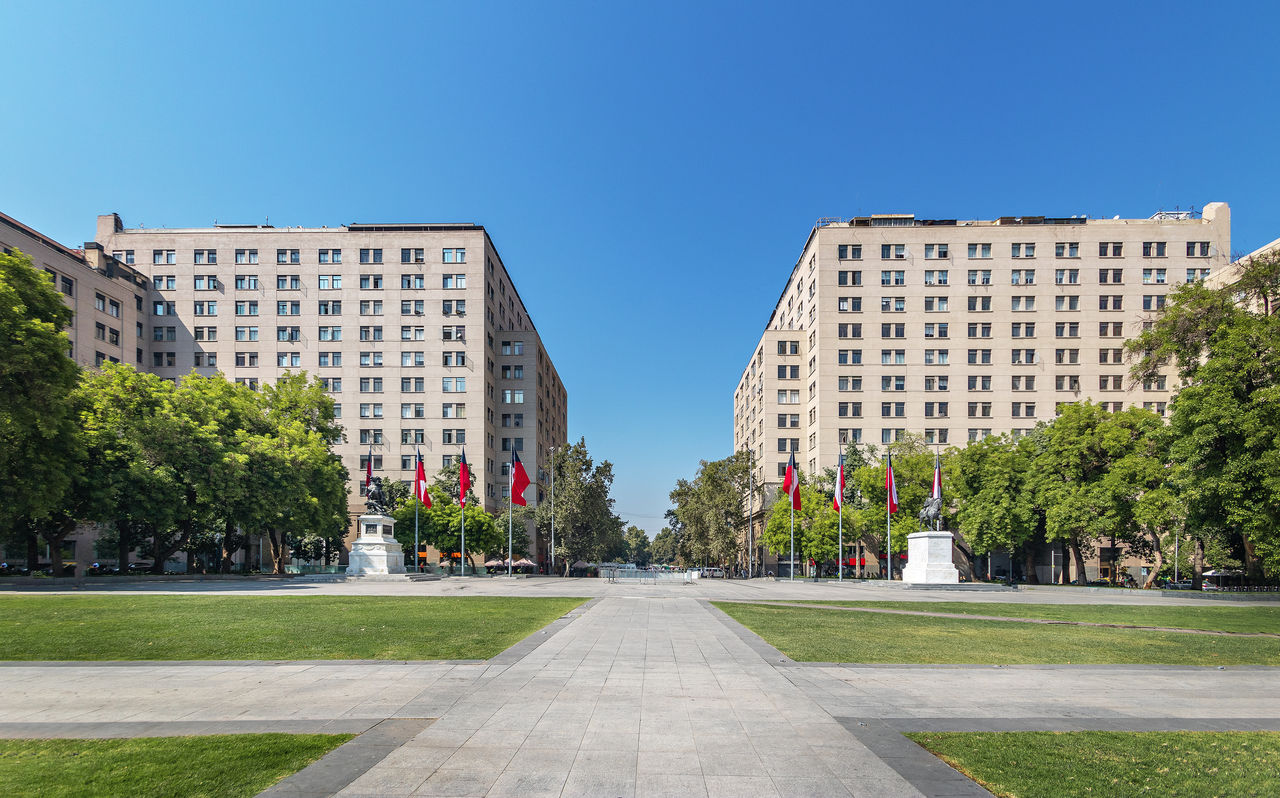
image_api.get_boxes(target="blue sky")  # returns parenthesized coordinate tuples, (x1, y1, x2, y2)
(4, 0, 1279, 535)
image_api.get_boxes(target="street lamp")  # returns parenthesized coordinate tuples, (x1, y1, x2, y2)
(547, 444, 557, 576)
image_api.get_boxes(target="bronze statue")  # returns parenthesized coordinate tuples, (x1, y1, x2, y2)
(365, 477, 389, 515)
(918, 496, 942, 525)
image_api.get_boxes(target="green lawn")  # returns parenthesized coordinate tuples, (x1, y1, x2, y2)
(0, 596, 586, 660)
(905, 731, 1280, 798)
(0, 733, 352, 798)
(713, 602, 1280, 665)
(776, 601, 1280, 634)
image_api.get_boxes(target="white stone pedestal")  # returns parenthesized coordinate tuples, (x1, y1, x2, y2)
(901, 530, 960, 584)
(346, 514, 406, 576)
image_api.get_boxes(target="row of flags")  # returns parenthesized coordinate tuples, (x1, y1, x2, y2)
(365, 447, 531, 508)
(781, 449, 940, 513)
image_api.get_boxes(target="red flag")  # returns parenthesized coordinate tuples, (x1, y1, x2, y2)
(886, 450, 899, 514)
(414, 447, 431, 508)
(833, 453, 845, 512)
(458, 450, 470, 507)
(509, 450, 530, 506)
(782, 452, 801, 511)
(365, 445, 373, 490)
(931, 451, 942, 502)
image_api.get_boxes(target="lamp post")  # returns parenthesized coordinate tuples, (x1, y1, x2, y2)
(548, 444, 557, 576)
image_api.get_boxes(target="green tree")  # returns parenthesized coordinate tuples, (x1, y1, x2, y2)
(1130, 253, 1280, 582)
(950, 433, 1037, 581)
(649, 527, 679, 565)
(760, 477, 840, 577)
(668, 451, 755, 569)
(847, 435, 937, 574)
(624, 525, 651, 566)
(0, 250, 80, 535)
(541, 438, 625, 574)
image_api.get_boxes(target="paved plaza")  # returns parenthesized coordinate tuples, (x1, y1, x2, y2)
(3, 578, 1279, 797)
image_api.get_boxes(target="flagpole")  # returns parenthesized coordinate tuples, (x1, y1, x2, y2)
(789, 505, 795, 581)
(414, 487, 420, 574)
(886, 448, 892, 582)
(838, 503, 843, 582)
(507, 460, 513, 578)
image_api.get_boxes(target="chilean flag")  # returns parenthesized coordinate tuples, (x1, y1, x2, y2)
(886, 450, 899, 514)
(458, 450, 471, 507)
(833, 453, 845, 512)
(414, 447, 431, 508)
(365, 445, 373, 490)
(510, 450, 530, 506)
(931, 450, 942, 503)
(782, 452, 801, 510)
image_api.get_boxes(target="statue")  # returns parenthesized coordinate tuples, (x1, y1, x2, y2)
(365, 477, 389, 516)
(918, 496, 942, 525)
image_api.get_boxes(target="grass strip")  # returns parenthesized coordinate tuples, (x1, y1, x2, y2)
(0, 733, 352, 798)
(0, 596, 586, 660)
(776, 600, 1280, 634)
(904, 730, 1280, 798)
(713, 601, 1280, 665)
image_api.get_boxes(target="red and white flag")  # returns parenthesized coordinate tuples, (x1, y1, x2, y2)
(782, 452, 801, 511)
(886, 450, 899, 514)
(509, 450, 530, 506)
(458, 450, 471, 507)
(414, 447, 431, 508)
(365, 445, 373, 490)
(833, 453, 845, 512)
(930, 450, 942, 503)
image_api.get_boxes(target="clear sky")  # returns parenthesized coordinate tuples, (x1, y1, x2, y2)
(4, 0, 1279, 536)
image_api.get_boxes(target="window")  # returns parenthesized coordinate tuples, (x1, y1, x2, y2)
(775, 437, 800, 452)
(276, 249, 300, 265)
(360, 351, 384, 366)
(924, 429, 949, 445)
(1055, 348, 1080, 364)
(317, 274, 341, 290)
(967, 402, 992, 418)
(1056, 375, 1080, 391)
(1055, 295, 1080, 311)
(880, 323, 905, 338)
(924, 323, 948, 338)
(360, 274, 384, 290)
(1011, 348, 1036, 365)
(1055, 322, 1079, 338)
(1011, 322, 1035, 338)
(59, 276, 74, 296)
(234, 326, 259, 341)
(968, 375, 992, 391)
(360, 325, 384, 341)
(923, 349, 949, 365)
(924, 375, 949, 391)
(880, 244, 905, 259)
(442, 325, 465, 341)
(318, 351, 342, 367)
(318, 300, 342, 315)
(500, 413, 524, 428)
(1099, 321, 1124, 337)
(153, 301, 175, 316)
(966, 244, 991, 259)
(777, 364, 800, 379)
(152, 275, 177, 290)
(836, 349, 862, 365)
(837, 244, 862, 260)
(359, 377, 384, 393)
(776, 389, 800, 404)
(442, 402, 466, 418)
(778, 413, 800, 427)
(1099, 375, 1124, 391)
(193, 301, 217, 316)
(316, 248, 341, 264)
(360, 248, 383, 264)
(838, 402, 862, 418)
(881, 375, 906, 391)
(923, 296, 948, 312)
(1099, 348, 1124, 364)
(112, 249, 135, 264)
(1142, 242, 1167, 258)
(1011, 296, 1035, 311)
(360, 300, 384, 315)
(1187, 267, 1212, 282)
(1099, 242, 1123, 257)
(837, 270, 862, 286)
(967, 348, 991, 365)
(1054, 242, 1080, 258)
(442, 351, 466, 366)
(501, 340, 524, 355)
(967, 296, 992, 312)
(924, 401, 948, 418)
(276, 326, 300, 342)
(502, 389, 525, 404)
(401, 325, 426, 341)
(967, 323, 992, 339)
(276, 275, 301, 291)
(193, 275, 217, 291)
(881, 429, 905, 444)
(880, 270, 906, 286)
(442, 377, 466, 392)
(442, 274, 466, 289)
(837, 296, 862, 313)
(1099, 268, 1124, 284)
(1142, 268, 1168, 284)
(234, 249, 259, 265)
(1143, 402, 1168, 416)
(235, 300, 258, 316)
(1187, 241, 1210, 257)
(880, 402, 906, 418)
(880, 349, 906, 365)
(442, 248, 466, 263)
(839, 428, 863, 444)
(1011, 375, 1036, 391)
(1011, 269, 1035, 285)
(443, 299, 466, 316)
(1144, 376, 1168, 391)
(968, 428, 993, 442)
(923, 269, 948, 285)
(1011, 402, 1036, 418)
(192, 326, 216, 341)
(1011, 243, 1035, 258)
(401, 248, 425, 264)
(234, 351, 258, 367)
(277, 351, 302, 368)
(1099, 295, 1123, 311)
(1054, 269, 1079, 285)
(152, 326, 176, 342)
(967, 269, 992, 285)
(235, 275, 259, 290)
(152, 249, 176, 265)
(401, 274, 426, 290)
(881, 297, 906, 312)
(276, 301, 300, 315)
(1143, 295, 1167, 311)
(318, 325, 342, 341)
(94, 321, 106, 341)
(837, 376, 862, 391)
(924, 244, 949, 260)
(94, 293, 107, 312)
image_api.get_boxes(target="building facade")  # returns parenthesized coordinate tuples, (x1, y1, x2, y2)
(734, 203, 1231, 575)
(84, 214, 566, 566)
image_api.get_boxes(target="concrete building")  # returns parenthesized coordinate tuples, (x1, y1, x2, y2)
(735, 203, 1231, 577)
(60, 214, 566, 569)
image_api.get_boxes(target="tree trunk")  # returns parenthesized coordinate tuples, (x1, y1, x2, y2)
(25, 531, 39, 572)
(41, 517, 76, 578)
(1022, 547, 1039, 585)
(1070, 538, 1088, 584)
(1143, 528, 1164, 589)
(117, 525, 131, 573)
(1191, 538, 1205, 591)
(1241, 534, 1265, 583)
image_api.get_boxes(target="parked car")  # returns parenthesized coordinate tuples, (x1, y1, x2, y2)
(1165, 580, 1194, 590)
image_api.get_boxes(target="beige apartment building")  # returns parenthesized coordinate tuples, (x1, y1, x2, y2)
(735, 203, 1231, 576)
(92, 214, 568, 567)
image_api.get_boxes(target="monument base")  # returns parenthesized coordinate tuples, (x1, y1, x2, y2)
(346, 514, 406, 576)
(901, 530, 960, 585)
